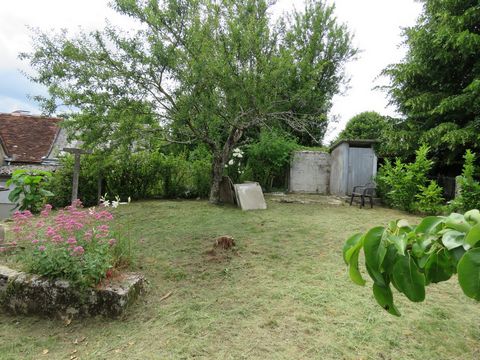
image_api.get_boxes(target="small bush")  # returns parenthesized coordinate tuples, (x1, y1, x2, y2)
(244, 130, 298, 191)
(7, 170, 54, 213)
(449, 150, 480, 212)
(376, 145, 443, 213)
(415, 181, 444, 214)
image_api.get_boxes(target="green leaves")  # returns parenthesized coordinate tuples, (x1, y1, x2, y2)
(442, 230, 467, 250)
(424, 250, 454, 284)
(392, 255, 425, 302)
(363, 227, 386, 271)
(343, 209, 480, 316)
(342, 233, 365, 286)
(465, 224, 480, 248)
(415, 216, 444, 234)
(372, 283, 401, 317)
(458, 248, 480, 301)
(388, 234, 407, 255)
(445, 213, 471, 233)
(382, 0, 480, 164)
(7, 169, 54, 213)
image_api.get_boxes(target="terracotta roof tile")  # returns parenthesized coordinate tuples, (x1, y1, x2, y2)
(0, 113, 62, 163)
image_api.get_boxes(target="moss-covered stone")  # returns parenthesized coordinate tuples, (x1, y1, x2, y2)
(0, 265, 145, 318)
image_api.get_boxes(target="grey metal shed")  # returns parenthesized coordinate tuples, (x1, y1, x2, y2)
(329, 140, 378, 196)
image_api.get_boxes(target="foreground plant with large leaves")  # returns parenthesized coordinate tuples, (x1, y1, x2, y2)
(343, 210, 480, 316)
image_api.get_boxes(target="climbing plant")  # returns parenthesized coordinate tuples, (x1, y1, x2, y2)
(343, 210, 480, 316)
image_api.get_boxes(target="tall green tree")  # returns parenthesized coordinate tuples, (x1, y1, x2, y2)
(336, 111, 387, 141)
(382, 0, 480, 168)
(22, 0, 356, 203)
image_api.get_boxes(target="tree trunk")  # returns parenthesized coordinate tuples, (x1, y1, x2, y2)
(209, 154, 225, 204)
(208, 128, 243, 204)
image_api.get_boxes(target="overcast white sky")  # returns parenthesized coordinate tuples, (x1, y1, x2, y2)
(0, 0, 422, 143)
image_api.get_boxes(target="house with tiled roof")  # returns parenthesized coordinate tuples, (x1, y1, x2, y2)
(0, 111, 73, 218)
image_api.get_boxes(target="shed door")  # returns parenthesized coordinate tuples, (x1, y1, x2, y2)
(347, 147, 376, 195)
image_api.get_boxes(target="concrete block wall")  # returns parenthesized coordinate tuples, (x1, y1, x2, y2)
(289, 151, 331, 194)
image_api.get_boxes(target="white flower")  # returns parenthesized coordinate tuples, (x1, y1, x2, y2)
(88, 207, 96, 215)
(228, 159, 234, 165)
(128, 196, 131, 203)
(111, 200, 119, 208)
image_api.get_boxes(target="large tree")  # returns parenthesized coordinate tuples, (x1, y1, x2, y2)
(22, 0, 356, 203)
(382, 0, 480, 169)
(336, 111, 387, 142)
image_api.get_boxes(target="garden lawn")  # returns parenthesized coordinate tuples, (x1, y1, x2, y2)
(1, 197, 479, 359)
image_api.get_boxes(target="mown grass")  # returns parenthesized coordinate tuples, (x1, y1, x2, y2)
(1, 197, 480, 359)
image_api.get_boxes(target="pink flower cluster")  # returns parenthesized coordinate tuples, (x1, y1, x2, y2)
(11, 200, 117, 257)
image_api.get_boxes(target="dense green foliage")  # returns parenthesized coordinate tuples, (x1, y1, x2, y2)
(243, 131, 299, 191)
(22, 0, 356, 203)
(450, 150, 480, 212)
(343, 209, 480, 316)
(415, 181, 445, 214)
(336, 111, 387, 141)
(7, 170, 54, 213)
(49, 151, 212, 208)
(382, 0, 480, 165)
(376, 145, 444, 214)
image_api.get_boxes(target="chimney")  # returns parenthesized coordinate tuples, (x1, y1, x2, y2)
(11, 110, 30, 117)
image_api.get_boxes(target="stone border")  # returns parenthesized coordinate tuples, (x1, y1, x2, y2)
(0, 265, 145, 318)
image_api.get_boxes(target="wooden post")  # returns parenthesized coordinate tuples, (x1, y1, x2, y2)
(63, 148, 92, 204)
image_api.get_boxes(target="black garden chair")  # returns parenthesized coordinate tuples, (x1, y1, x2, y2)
(349, 182, 376, 208)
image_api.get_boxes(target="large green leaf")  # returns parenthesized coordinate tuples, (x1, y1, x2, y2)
(457, 248, 480, 301)
(465, 223, 480, 248)
(382, 245, 398, 275)
(348, 247, 366, 286)
(363, 226, 386, 271)
(445, 213, 472, 233)
(342, 233, 363, 264)
(372, 283, 401, 316)
(449, 247, 466, 267)
(393, 255, 426, 302)
(366, 263, 387, 287)
(387, 234, 407, 255)
(7, 187, 22, 202)
(442, 230, 466, 250)
(424, 250, 454, 284)
(414, 216, 444, 234)
(465, 210, 480, 226)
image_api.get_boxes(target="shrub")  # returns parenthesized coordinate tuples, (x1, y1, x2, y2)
(7, 170, 54, 213)
(49, 149, 213, 207)
(48, 155, 100, 208)
(376, 145, 443, 213)
(8, 201, 132, 288)
(450, 150, 480, 212)
(188, 146, 212, 198)
(244, 130, 298, 191)
(415, 181, 444, 214)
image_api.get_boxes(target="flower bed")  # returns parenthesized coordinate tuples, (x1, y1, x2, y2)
(0, 200, 142, 318)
